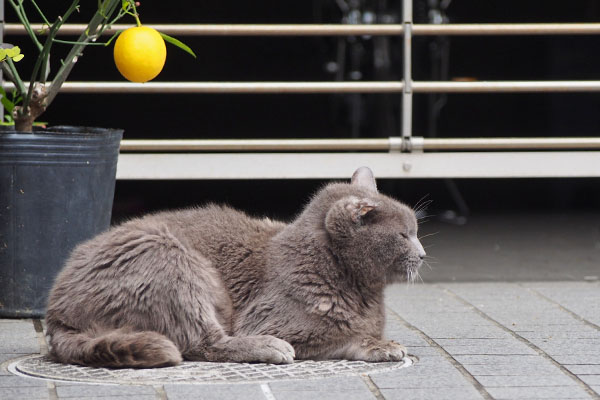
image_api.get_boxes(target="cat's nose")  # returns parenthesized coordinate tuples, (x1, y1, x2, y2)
(410, 236, 426, 260)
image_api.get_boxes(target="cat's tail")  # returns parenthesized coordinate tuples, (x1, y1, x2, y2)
(48, 326, 183, 368)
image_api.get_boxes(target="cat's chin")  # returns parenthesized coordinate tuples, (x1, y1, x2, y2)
(386, 268, 420, 284)
(387, 257, 422, 284)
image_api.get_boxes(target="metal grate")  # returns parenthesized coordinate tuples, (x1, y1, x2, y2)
(9, 355, 413, 385)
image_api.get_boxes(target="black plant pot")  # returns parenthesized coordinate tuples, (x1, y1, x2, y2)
(0, 126, 123, 317)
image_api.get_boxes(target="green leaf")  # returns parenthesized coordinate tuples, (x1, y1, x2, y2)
(0, 87, 15, 113)
(12, 54, 24, 62)
(121, 0, 131, 12)
(159, 32, 197, 58)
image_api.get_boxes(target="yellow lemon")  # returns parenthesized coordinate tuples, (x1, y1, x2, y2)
(113, 26, 166, 83)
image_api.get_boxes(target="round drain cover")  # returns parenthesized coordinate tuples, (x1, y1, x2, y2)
(9, 355, 413, 385)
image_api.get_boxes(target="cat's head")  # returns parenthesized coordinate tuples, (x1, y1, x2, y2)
(323, 167, 425, 284)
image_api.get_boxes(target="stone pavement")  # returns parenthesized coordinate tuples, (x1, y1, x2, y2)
(1, 281, 599, 400)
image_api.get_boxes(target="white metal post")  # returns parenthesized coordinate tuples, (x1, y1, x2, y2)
(402, 0, 413, 151)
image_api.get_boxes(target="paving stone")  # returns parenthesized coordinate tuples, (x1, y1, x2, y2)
(56, 384, 155, 397)
(268, 376, 376, 400)
(371, 368, 472, 389)
(485, 385, 591, 399)
(0, 353, 29, 375)
(579, 375, 600, 386)
(553, 355, 600, 365)
(518, 330, 600, 340)
(0, 385, 48, 400)
(0, 353, 30, 364)
(0, 321, 39, 354)
(427, 328, 510, 340)
(405, 346, 442, 357)
(379, 386, 484, 400)
(434, 338, 538, 356)
(441, 343, 537, 356)
(461, 361, 562, 376)
(532, 283, 600, 327)
(565, 365, 600, 375)
(59, 396, 156, 400)
(454, 354, 547, 365)
(474, 374, 577, 387)
(0, 375, 46, 387)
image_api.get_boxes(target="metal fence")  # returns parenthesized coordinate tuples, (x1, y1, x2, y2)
(4, 2, 600, 179)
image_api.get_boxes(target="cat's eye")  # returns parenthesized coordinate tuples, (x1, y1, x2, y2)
(400, 233, 408, 239)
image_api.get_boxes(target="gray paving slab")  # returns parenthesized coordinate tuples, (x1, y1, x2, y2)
(474, 374, 578, 388)
(518, 330, 600, 340)
(268, 376, 376, 400)
(55, 384, 156, 397)
(552, 355, 600, 365)
(386, 283, 600, 398)
(462, 361, 564, 377)
(485, 385, 592, 399)
(454, 354, 551, 365)
(164, 383, 266, 400)
(566, 365, 600, 375)
(0, 374, 47, 387)
(0, 319, 39, 354)
(59, 397, 156, 400)
(379, 386, 484, 400)
(0, 385, 49, 400)
(370, 366, 473, 389)
(528, 282, 600, 327)
(580, 376, 600, 386)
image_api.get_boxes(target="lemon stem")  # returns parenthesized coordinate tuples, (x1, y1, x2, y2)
(128, 0, 142, 27)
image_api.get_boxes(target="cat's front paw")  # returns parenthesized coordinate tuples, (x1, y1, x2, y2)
(362, 338, 407, 362)
(248, 335, 296, 364)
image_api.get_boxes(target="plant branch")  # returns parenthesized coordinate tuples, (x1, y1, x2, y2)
(30, 0, 51, 27)
(45, 0, 121, 108)
(2, 59, 26, 96)
(23, 1, 80, 112)
(52, 39, 106, 46)
(7, 0, 43, 52)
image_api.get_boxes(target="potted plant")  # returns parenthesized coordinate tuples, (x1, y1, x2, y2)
(0, 0, 193, 317)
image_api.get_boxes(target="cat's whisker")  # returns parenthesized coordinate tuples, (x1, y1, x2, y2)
(412, 194, 431, 212)
(418, 231, 439, 240)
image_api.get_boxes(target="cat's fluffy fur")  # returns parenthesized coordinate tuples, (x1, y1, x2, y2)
(46, 167, 425, 368)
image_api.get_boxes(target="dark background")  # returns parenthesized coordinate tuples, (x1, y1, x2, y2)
(4, 0, 600, 224)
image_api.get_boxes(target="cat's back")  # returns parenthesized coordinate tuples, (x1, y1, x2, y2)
(144, 204, 287, 256)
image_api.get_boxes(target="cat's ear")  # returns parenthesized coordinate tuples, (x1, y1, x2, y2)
(347, 197, 379, 223)
(326, 196, 379, 236)
(351, 166, 378, 193)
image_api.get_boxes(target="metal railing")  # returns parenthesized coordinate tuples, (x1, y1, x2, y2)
(4, 5, 600, 178)
(6, 22, 600, 36)
(119, 137, 600, 152)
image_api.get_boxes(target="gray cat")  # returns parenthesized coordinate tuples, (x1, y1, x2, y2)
(46, 166, 425, 368)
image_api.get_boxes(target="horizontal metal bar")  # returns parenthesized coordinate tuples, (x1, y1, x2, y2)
(6, 81, 600, 94)
(0, 81, 404, 94)
(420, 137, 600, 150)
(120, 138, 391, 152)
(6, 23, 600, 36)
(120, 137, 600, 152)
(414, 81, 600, 93)
(115, 152, 600, 179)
